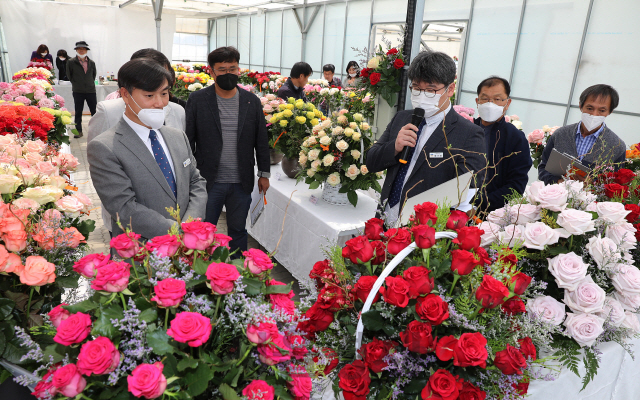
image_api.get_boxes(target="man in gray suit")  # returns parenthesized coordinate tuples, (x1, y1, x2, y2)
(366, 51, 486, 226)
(88, 59, 207, 240)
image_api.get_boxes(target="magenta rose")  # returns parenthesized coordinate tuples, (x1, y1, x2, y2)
(72, 253, 110, 278)
(181, 221, 216, 250)
(246, 321, 279, 344)
(109, 232, 141, 259)
(243, 248, 274, 274)
(91, 261, 131, 293)
(151, 278, 187, 308)
(52, 364, 86, 397)
(48, 303, 70, 328)
(212, 233, 232, 249)
(205, 262, 240, 294)
(270, 291, 296, 316)
(243, 380, 275, 400)
(167, 312, 212, 347)
(145, 235, 180, 257)
(288, 369, 313, 400)
(77, 337, 120, 376)
(257, 333, 292, 365)
(127, 362, 167, 399)
(54, 312, 92, 346)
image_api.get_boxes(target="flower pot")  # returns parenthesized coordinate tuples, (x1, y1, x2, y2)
(281, 156, 301, 179)
(270, 149, 284, 165)
(321, 182, 349, 206)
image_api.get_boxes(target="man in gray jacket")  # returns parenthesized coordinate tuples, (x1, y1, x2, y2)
(66, 41, 97, 138)
(88, 58, 207, 240)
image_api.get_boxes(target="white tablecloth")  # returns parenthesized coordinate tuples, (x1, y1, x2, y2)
(53, 84, 119, 114)
(247, 164, 378, 282)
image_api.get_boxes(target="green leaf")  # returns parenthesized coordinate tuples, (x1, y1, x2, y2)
(547, 246, 570, 256)
(147, 330, 175, 355)
(581, 347, 600, 391)
(193, 257, 210, 276)
(219, 383, 242, 400)
(163, 353, 179, 377)
(177, 357, 199, 371)
(264, 284, 292, 295)
(403, 378, 428, 394)
(0, 298, 15, 320)
(56, 276, 79, 289)
(139, 308, 158, 323)
(243, 277, 263, 296)
(309, 181, 320, 190)
(347, 191, 358, 207)
(42, 343, 66, 364)
(361, 310, 385, 332)
(273, 384, 294, 400)
(185, 362, 212, 397)
(92, 305, 124, 340)
(3, 336, 29, 364)
(185, 277, 207, 289)
(0, 330, 6, 357)
(75, 219, 96, 240)
(63, 299, 99, 314)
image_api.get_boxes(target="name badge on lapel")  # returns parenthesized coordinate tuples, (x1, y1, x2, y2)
(429, 152, 444, 159)
(183, 158, 191, 167)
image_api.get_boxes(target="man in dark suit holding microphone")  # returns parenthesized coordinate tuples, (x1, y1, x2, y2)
(366, 51, 486, 226)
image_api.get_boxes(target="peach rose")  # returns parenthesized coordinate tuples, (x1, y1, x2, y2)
(0, 174, 21, 194)
(35, 161, 57, 176)
(23, 139, 46, 154)
(55, 196, 84, 218)
(62, 227, 85, 248)
(4, 229, 27, 252)
(16, 255, 56, 286)
(24, 152, 43, 165)
(12, 197, 40, 213)
(47, 176, 68, 189)
(72, 192, 92, 212)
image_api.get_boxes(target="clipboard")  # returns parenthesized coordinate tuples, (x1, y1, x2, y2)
(250, 185, 267, 227)
(545, 148, 591, 177)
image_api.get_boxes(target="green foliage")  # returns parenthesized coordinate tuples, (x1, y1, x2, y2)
(581, 347, 600, 391)
(552, 338, 581, 378)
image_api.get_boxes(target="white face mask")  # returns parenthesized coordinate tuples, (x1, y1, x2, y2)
(59, 57, 66, 61)
(127, 95, 166, 130)
(76, 52, 86, 59)
(349, 73, 357, 78)
(581, 113, 606, 132)
(477, 102, 506, 123)
(40, 53, 47, 57)
(410, 85, 449, 117)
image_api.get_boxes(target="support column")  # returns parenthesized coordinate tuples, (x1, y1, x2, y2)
(398, 0, 425, 111)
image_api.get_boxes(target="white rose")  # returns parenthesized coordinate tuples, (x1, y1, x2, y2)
(349, 122, 358, 129)
(326, 173, 340, 186)
(299, 154, 308, 166)
(16, 168, 38, 186)
(586, 235, 620, 269)
(335, 140, 349, 152)
(302, 139, 309, 148)
(353, 113, 363, 122)
(596, 202, 630, 224)
(317, 130, 327, 137)
(320, 88, 329, 95)
(0, 164, 18, 176)
(307, 169, 316, 177)
(522, 221, 560, 250)
(478, 221, 501, 247)
(548, 252, 589, 291)
(310, 160, 321, 171)
(332, 126, 344, 136)
(55, 196, 84, 218)
(605, 222, 637, 250)
(611, 264, 640, 295)
(343, 128, 354, 137)
(11, 197, 40, 213)
(586, 201, 598, 212)
(527, 296, 566, 325)
(487, 207, 508, 226)
(322, 154, 335, 167)
(329, 88, 339, 95)
(563, 180, 583, 194)
(308, 149, 320, 161)
(614, 291, 640, 311)
(266, 94, 276, 101)
(345, 164, 360, 180)
(498, 224, 525, 247)
(361, 122, 370, 131)
(352, 132, 361, 141)
(360, 165, 369, 175)
(321, 119, 332, 129)
(351, 150, 361, 159)
(0, 174, 21, 194)
(508, 203, 541, 225)
(524, 181, 545, 203)
(511, 120, 523, 130)
(596, 296, 626, 326)
(320, 136, 332, 146)
(542, 125, 551, 133)
(621, 312, 640, 333)
(563, 276, 606, 314)
(556, 209, 595, 235)
(564, 312, 605, 347)
(531, 183, 569, 212)
(308, 137, 318, 146)
(21, 187, 55, 205)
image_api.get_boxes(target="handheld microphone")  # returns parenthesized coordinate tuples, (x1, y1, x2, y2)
(399, 107, 425, 164)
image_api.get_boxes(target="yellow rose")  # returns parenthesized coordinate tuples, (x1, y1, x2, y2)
(280, 120, 288, 127)
(314, 109, 323, 118)
(306, 103, 315, 111)
(353, 132, 361, 141)
(61, 116, 73, 125)
(283, 109, 293, 118)
(286, 104, 295, 110)
(288, 97, 296, 104)
(349, 92, 356, 98)
(310, 118, 319, 126)
(296, 116, 307, 124)
(306, 111, 315, 119)
(367, 56, 381, 69)
(344, 128, 354, 137)
(269, 116, 278, 124)
(353, 113, 364, 122)
(295, 102, 305, 110)
(279, 104, 288, 111)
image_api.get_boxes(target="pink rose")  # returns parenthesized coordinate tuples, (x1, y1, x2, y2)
(522, 222, 560, 250)
(257, 334, 292, 365)
(614, 291, 640, 311)
(54, 312, 92, 346)
(110, 232, 141, 259)
(611, 264, 640, 295)
(547, 252, 588, 291)
(35, 161, 57, 176)
(243, 248, 274, 274)
(72, 192, 92, 212)
(586, 235, 620, 268)
(246, 321, 279, 344)
(563, 276, 606, 314)
(23, 139, 46, 153)
(596, 202, 630, 224)
(55, 196, 84, 217)
(48, 303, 70, 328)
(57, 153, 80, 170)
(556, 209, 595, 235)
(205, 262, 240, 294)
(77, 337, 120, 376)
(596, 296, 626, 326)
(52, 364, 86, 397)
(213, 233, 232, 249)
(181, 221, 216, 250)
(288, 369, 313, 400)
(288, 335, 308, 360)
(270, 290, 296, 316)
(564, 312, 604, 347)
(526, 182, 568, 212)
(527, 129, 545, 144)
(127, 362, 167, 399)
(605, 223, 637, 251)
(527, 296, 565, 325)
(498, 224, 525, 247)
(12, 197, 40, 213)
(242, 380, 275, 400)
(145, 234, 180, 257)
(167, 312, 212, 347)
(508, 203, 541, 225)
(478, 221, 501, 247)
(151, 278, 187, 307)
(73, 253, 110, 279)
(622, 311, 640, 333)
(91, 261, 131, 293)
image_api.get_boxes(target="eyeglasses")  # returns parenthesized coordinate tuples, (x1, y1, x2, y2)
(215, 66, 238, 74)
(411, 84, 449, 98)
(478, 97, 509, 104)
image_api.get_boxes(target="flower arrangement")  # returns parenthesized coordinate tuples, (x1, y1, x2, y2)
(0, 103, 56, 141)
(28, 59, 54, 73)
(626, 143, 640, 171)
(297, 110, 381, 206)
(267, 97, 323, 160)
(171, 63, 211, 76)
(453, 105, 475, 122)
(20, 221, 310, 400)
(342, 88, 375, 122)
(171, 72, 214, 102)
(527, 125, 560, 168)
(13, 68, 53, 83)
(0, 81, 65, 110)
(357, 45, 406, 107)
(304, 85, 343, 115)
(504, 114, 523, 130)
(247, 71, 285, 95)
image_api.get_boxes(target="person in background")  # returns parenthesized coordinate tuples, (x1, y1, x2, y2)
(277, 62, 312, 101)
(87, 58, 207, 240)
(471, 76, 531, 214)
(56, 50, 69, 81)
(66, 41, 97, 138)
(344, 61, 360, 87)
(30, 44, 54, 64)
(322, 64, 342, 87)
(186, 46, 270, 254)
(538, 84, 626, 185)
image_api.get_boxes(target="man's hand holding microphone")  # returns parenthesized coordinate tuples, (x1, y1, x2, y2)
(395, 108, 425, 163)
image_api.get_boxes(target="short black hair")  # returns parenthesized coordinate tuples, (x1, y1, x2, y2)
(579, 84, 619, 112)
(322, 64, 335, 73)
(346, 61, 360, 76)
(131, 48, 175, 86)
(208, 46, 240, 67)
(118, 58, 172, 94)
(407, 51, 456, 86)
(56, 49, 68, 58)
(36, 44, 49, 54)
(477, 76, 511, 97)
(291, 62, 313, 78)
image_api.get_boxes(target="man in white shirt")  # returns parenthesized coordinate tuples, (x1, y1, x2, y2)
(87, 58, 207, 240)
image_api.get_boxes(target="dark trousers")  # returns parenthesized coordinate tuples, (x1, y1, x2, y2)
(72, 92, 97, 132)
(205, 183, 252, 254)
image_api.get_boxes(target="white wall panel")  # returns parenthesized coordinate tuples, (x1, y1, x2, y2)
(227, 17, 238, 48)
(264, 11, 283, 68)
(303, 7, 324, 77)
(423, 0, 472, 20)
(321, 3, 347, 79)
(281, 10, 303, 69)
(372, 0, 407, 24)
(250, 14, 266, 68)
(216, 18, 227, 47)
(237, 16, 251, 64)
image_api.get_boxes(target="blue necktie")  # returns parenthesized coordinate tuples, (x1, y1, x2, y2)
(388, 119, 426, 208)
(149, 130, 177, 198)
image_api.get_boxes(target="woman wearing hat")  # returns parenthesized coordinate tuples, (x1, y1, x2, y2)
(67, 40, 97, 138)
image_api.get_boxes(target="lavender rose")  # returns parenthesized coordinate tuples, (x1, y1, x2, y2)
(564, 312, 605, 347)
(527, 296, 566, 325)
(548, 252, 588, 291)
(563, 276, 606, 314)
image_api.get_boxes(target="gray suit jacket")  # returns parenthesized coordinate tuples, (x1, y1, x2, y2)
(87, 118, 207, 240)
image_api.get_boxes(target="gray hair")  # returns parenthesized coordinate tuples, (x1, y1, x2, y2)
(407, 51, 456, 86)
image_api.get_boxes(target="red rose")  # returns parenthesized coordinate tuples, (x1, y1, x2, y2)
(353, 275, 380, 303)
(370, 241, 386, 265)
(494, 344, 527, 375)
(446, 210, 468, 231)
(452, 226, 484, 251)
(624, 204, 640, 224)
(416, 294, 449, 325)
(635, 223, 640, 242)
(381, 276, 411, 307)
(403, 266, 434, 298)
(453, 332, 488, 368)
(512, 381, 529, 395)
(313, 348, 339, 375)
(360, 68, 370, 78)
(499, 252, 518, 267)
(317, 285, 348, 312)
(518, 337, 537, 361)
(386, 48, 399, 55)
(475, 275, 510, 309)
(458, 381, 487, 400)
(450, 249, 481, 275)
(344, 236, 374, 264)
(475, 247, 492, 266)
(364, 217, 385, 240)
(400, 320, 434, 354)
(385, 228, 412, 255)
(411, 225, 436, 249)
(614, 168, 636, 185)
(421, 369, 462, 400)
(509, 272, 532, 295)
(359, 337, 397, 373)
(309, 259, 335, 288)
(369, 72, 381, 86)
(435, 335, 458, 361)
(338, 360, 370, 400)
(393, 58, 405, 69)
(501, 296, 526, 315)
(298, 304, 334, 334)
(604, 183, 629, 199)
(414, 202, 438, 226)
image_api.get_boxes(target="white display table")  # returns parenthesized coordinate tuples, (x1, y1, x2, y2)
(53, 84, 118, 114)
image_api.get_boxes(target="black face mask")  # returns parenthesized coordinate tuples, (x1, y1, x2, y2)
(215, 73, 238, 91)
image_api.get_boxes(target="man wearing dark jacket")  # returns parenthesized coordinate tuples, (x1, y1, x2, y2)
(472, 76, 531, 213)
(277, 62, 312, 101)
(66, 41, 97, 138)
(186, 46, 270, 253)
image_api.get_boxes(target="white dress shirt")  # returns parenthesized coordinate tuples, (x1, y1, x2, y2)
(122, 113, 176, 177)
